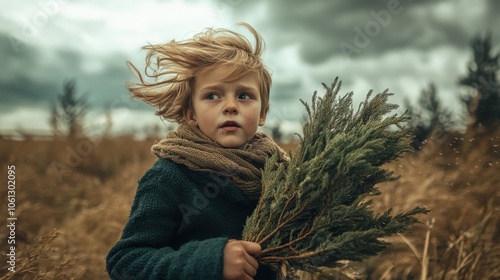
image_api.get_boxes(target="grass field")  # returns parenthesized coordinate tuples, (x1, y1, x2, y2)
(0, 128, 498, 279)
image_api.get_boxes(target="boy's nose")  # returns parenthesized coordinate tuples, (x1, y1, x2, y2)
(223, 98, 238, 114)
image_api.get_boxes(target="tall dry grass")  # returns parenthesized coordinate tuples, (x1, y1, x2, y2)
(0, 127, 498, 279)
(364, 128, 500, 280)
(0, 137, 157, 279)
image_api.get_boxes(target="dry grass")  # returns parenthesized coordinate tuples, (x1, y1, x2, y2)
(0, 128, 498, 279)
(364, 128, 500, 280)
(0, 137, 157, 279)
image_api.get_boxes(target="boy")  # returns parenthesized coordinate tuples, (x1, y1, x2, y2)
(106, 23, 289, 280)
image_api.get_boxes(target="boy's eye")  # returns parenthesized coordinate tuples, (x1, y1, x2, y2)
(206, 93, 219, 100)
(238, 93, 253, 100)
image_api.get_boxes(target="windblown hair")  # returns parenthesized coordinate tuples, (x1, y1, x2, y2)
(127, 22, 272, 124)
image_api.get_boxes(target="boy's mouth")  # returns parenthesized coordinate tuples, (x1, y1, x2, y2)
(220, 121, 240, 132)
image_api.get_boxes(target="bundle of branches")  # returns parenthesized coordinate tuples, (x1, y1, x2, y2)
(242, 77, 429, 278)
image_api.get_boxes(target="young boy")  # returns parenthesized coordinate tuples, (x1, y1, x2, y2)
(106, 23, 289, 280)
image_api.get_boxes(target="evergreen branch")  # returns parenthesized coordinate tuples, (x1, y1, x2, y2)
(242, 77, 428, 277)
(258, 202, 311, 246)
(260, 247, 332, 263)
(260, 227, 316, 256)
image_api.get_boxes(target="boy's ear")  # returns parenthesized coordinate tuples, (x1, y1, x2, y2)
(258, 109, 267, 126)
(184, 108, 198, 126)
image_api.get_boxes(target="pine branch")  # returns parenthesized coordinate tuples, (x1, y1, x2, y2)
(242, 77, 429, 277)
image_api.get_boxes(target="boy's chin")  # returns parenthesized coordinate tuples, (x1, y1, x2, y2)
(217, 138, 248, 149)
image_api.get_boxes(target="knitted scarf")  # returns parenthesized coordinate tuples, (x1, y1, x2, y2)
(152, 124, 290, 201)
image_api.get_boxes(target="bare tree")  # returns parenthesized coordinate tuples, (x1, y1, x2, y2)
(50, 79, 88, 139)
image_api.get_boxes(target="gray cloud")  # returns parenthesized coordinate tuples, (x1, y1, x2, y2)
(226, 0, 498, 64)
(1, 0, 498, 134)
(0, 32, 148, 117)
(0, 33, 59, 111)
(271, 80, 303, 100)
(216, 0, 499, 125)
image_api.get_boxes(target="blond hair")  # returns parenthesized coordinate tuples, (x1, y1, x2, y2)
(127, 22, 272, 124)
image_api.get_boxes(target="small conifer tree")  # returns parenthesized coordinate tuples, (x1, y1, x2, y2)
(243, 77, 428, 278)
(405, 83, 455, 149)
(460, 32, 500, 128)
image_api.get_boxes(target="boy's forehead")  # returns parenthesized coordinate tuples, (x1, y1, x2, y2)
(195, 65, 261, 86)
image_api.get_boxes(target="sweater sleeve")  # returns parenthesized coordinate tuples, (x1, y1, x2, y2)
(106, 161, 228, 280)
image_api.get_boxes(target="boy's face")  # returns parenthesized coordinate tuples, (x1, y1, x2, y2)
(185, 66, 267, 149)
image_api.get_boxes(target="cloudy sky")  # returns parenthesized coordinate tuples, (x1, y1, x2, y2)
(1, 0, 499, 139)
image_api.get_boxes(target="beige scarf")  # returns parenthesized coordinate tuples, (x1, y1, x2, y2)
(152, 124, 290, 201)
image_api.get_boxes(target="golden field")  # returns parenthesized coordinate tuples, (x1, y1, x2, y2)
(0, 128, 498, 280)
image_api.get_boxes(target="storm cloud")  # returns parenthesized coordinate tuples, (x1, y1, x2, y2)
(1, 0, 498, 135)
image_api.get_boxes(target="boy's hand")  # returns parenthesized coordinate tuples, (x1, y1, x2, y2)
(223, 239, 261, 280)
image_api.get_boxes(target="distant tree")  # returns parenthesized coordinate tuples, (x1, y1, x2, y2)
(459, 32, 500, 129)
(405, 83, 454, 149)
(143, 124, 162, 140)
(50, 79, 88, 139)
(102, 105, 113, 138)
(269, 122, 283, 142)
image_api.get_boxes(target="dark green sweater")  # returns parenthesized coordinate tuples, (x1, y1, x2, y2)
(106, 158, 276, 280)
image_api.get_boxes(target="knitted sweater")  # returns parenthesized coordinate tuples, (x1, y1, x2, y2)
(106, 158, 276, 280)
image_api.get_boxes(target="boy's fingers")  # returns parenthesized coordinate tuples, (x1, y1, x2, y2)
(243, 250, 259, 270)
(240, 241, 262, 256)
(243, 261, 258, 277)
